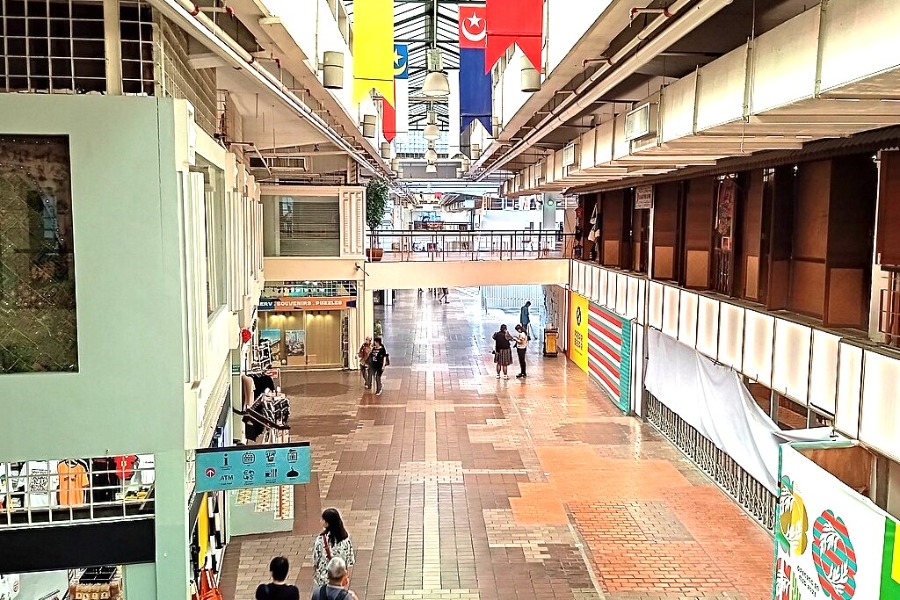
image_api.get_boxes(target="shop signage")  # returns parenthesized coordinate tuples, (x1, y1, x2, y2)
(774, 442, 900, 600)
(259, 297, 357, 311)
(634, 185, 654, 209)
(586, 304, 633, 413)
(568, 292, 590, 373)
(195, 442, 311, 492)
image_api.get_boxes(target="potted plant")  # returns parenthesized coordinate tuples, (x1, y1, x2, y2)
(366, 178, 390, 261)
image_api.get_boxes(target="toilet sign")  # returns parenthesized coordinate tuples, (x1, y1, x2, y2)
(195, 442, 311, 492)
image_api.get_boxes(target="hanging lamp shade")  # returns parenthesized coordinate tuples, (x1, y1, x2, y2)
(425, 162, 437, 174)
(422, 49, 450, 97)
(424, 123, 440, 141)
(424, 148, 438, 162)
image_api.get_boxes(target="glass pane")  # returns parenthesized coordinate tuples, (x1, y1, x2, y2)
(0, 135, 78, 373)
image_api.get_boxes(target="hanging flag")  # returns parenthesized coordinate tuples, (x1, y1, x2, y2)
(352, 0, 394, 105)
(484, 0, 543, 74)
(382, 83, 397, 143)
(394, 44, 409, 140)
(459, 5, 492, 134)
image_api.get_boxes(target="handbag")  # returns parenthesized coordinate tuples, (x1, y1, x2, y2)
(197, 569, 223, 600)
(384, 354, 391, 367)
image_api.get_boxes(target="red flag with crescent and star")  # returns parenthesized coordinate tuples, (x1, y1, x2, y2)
(458, 5, 492, 133)
(485, 0, 543, 74)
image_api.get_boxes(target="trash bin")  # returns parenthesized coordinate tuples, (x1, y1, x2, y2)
(543, 327, 559, 357)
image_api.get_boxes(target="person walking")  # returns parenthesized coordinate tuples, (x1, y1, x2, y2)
(311, 508, 356, 591)
(492, 324, 513, 380)
(369, 336, 389, 396)
(311, 557, 359, 600)
(438, 287, 448, 304)
(357, 337, 372, 388)
(514, 324, 528, 379)
(519, 301, 532, 340)
(256, 556, 300, 600)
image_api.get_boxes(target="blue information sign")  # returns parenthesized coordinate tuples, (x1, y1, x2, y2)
(195, 442, 311, 492)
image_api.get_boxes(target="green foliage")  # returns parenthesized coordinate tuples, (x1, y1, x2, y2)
(366, 178, 390, 232)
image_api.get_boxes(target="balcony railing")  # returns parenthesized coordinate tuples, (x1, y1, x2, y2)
(367, 230, 575, 262)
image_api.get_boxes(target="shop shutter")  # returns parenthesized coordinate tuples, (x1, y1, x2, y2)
(279, 199, 340, 257)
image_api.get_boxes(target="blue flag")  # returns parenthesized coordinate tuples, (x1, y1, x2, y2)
(459, 47, 492, 133)
(393, 44, 409, 80)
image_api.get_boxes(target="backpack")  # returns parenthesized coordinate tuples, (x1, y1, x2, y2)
(317, 585, 349, 600)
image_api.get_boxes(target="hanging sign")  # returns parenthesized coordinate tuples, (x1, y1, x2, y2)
(259, 297, 357, 311)
(195, 442, 311, 492)
(635, 185, 654, 209)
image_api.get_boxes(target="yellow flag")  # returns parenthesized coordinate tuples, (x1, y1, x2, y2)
(352, 0, 394, 105)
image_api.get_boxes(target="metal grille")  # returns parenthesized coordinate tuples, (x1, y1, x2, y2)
(0, 0, 154, 95)
(156, 14, 217, 137)
(879, 269, 900, 347)
(0, 135, 78, 373)
(0, 0, 106, 93)
(264, 280, 358, 298)
(0, 456, 155, 528)
(120, 2, 155, 95)
(646, 394, 777, 531)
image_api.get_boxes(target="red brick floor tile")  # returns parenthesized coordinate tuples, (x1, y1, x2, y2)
(218, 290, 774, 600)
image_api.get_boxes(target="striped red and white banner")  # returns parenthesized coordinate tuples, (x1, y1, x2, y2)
(586, 303, 632, 412)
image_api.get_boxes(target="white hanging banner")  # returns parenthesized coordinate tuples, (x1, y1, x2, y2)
(395, 78, 409, 143)
(448, 68, 461, 156)
(645, 329, 831, 492)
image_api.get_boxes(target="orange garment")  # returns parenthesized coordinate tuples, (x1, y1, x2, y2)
(57, 461, 88, 506)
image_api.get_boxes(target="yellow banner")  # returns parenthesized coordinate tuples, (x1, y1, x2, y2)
(352, 0, 394, 105)
(569, 292, 589, 373)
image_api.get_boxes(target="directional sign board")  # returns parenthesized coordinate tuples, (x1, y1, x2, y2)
(195, 442, 311, 492)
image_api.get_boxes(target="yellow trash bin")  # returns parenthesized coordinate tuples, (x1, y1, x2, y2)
(543, 327, 559, 357)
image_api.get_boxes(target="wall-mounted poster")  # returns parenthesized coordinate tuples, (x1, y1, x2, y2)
(285, 330, 306, 357)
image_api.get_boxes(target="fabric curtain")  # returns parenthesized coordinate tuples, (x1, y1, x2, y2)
(645, 329, 832, 492)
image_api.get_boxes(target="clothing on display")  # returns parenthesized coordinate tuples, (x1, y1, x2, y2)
(57, 459, 89, 506)
(114, 456, 137, 481)
(137, 454, 155, 485)
(24, 460, 58, 508)
(0, 463, 23, 509)
(91, 457, 117, 502)
(0, 573, 19, 600)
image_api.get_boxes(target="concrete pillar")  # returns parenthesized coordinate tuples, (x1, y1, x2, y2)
(103, 0, 123, 95)
(123, 563, 157, 600)
(153, 449, 192, 600)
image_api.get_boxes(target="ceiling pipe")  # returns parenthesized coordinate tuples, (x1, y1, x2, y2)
(474, 0, 733, 180)
(146, 0, 391, 177)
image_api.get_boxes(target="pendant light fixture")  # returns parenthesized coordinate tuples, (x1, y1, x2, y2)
(424, 141, 438, 163)
(425, 162, 438, 174)
(424, 108, 439, 141)
(422, 1, 449, 97)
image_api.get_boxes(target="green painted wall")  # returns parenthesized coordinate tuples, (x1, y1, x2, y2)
(0, 95, 192, 599)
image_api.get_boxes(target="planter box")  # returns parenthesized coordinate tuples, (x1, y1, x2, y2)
(366, 248, 384, 262)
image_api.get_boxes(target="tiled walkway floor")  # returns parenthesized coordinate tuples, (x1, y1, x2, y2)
(221, 290, 773, 600)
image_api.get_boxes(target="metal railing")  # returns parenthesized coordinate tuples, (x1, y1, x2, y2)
(646, 394, 777, 531)
(367, 230, 575, 262)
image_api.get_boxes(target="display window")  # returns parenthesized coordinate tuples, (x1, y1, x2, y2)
(258, 310, 350, 368)
(0, 455, 154, 527)
(0, 566, 124, 600)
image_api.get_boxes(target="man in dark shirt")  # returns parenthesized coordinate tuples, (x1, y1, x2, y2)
(256, 556, 300, 600)
(369, 336, 389, 396)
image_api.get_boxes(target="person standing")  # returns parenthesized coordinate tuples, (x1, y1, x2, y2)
(492, 324, 513, 380)
(519, 301, 532, 339)
(256, 556, 300, 600)
(311, 508, 356, 591)
(357, 337, 372, 388)
(514, 324, 528, 379)
(369, 337, 389, 396)
(311, 557, 359, 600)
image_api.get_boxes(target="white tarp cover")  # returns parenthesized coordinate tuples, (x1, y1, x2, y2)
(645, 329, 831, 492)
